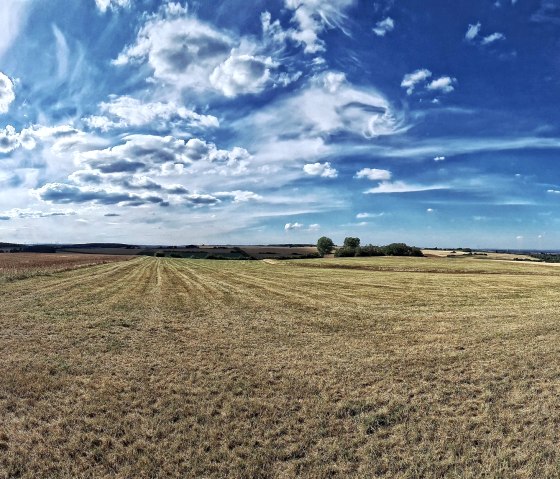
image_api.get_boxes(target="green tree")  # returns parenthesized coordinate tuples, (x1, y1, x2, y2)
(343, 237, 361, 249)
(316, 236, 334, 256)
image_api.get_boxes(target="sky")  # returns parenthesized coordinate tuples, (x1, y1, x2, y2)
(1, 0, 560, 248)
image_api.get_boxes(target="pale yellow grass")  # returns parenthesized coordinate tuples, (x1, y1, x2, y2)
(2, 256, 560, 478)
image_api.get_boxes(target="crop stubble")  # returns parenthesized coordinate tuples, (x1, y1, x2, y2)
(1, 256, 560, 478)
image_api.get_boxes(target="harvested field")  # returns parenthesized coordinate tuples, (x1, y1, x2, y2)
(2, 256, 560, 477)
(0, 253, 128, 283)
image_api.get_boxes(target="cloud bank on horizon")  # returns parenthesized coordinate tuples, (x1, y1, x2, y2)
(0, 0, 559, 248)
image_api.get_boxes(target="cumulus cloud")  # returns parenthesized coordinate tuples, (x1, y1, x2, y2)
(31, 132, 260, 213)
(113, 3, 291, 97)
(434, 156, 446, 161)
(401, 69, 432, 95)
(76, 135, 251, 178)
(402, 69, 456, 96)
(364, 181, 446, 194)
(0, 124, 82, 154)
(427, 76, 456, 93)
(0, 125, 20, 153)
(307, 223, 320, 231)
(95, 0, 130, 13)
(83, 96, 219, 132)
(185, 193, 220, 206)
(355, 168, 391, 180)
(35, 183, 168, 207)
(285, 221, 304, 230)
(373, 17, 394, 36)
(0, 72, 15, 114)
(214, 190, 263, 203)
(303, 161, 338, 178)
(209, 53, 278, 97)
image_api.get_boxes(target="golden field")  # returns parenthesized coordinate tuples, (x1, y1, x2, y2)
(2, 255, 560, 478)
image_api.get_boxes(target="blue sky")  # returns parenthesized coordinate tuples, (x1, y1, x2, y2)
(1, 0, 559, 248)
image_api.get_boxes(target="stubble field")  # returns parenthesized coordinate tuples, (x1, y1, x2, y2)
(2, 255, 560, 478)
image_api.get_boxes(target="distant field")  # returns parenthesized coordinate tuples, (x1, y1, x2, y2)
(60, 245, 318, 259)
(422, 249, 538, 261)
(0, 253, 127, 283)
(3, 256, 560, 477)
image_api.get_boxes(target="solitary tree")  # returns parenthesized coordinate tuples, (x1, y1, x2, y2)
(317, 236, 334, 256)
(343, 237, 361, 249)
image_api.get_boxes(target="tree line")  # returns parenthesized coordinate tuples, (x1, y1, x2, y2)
(317, 237, 423, 258)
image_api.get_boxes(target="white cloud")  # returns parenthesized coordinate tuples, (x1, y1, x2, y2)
(76, 135, 251, 179)
(465, 22, 481, 41)
(373, 17, 394, 36)
(83, 96, 219, 132)
(214, 190, 262, 203)
(52, 25, 69, 81)
(481, 32, 506, 45)
(401, 69, 432, 95)
(246, 71, 404, 144)
(547, 189, 560, 194)
(427, 76, 456, 94)
(285, 222, 304, 230)
(434, 156, 446, 161)
(355, 168, 391, 180)
(0, 125, 20, 153)
(303, 161, 338, 178)
(356, 212, 384, 218)
(113, 4, 292, 98)
(0, 1, 30, 59)
(426, 208, 434, 213)
(465, 22, 506, 46)
(281, 0, 355, 54)
(0, 72, 15, 113)
(0, 123, 81, 153)
(307, 223, 320, 231)
(0, 208, 77, 220)
(95, 0, 130, 13)
(209, 53, 277, 97)
(364, 181, 446, 194)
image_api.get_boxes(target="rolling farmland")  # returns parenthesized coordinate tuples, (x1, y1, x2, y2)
(2, 256, 560, 477)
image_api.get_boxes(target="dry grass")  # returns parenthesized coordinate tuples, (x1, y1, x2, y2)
(0, 253, 128, 283)
(422, 249, 537, 261)
(2, 256, 560, 477)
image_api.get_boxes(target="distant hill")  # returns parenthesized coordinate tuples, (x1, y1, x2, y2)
(0, 242, 22, 248)
(60, 243, 140, 249)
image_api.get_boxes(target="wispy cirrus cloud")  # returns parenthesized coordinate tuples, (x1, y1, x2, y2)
(364, 181, 447, 194)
